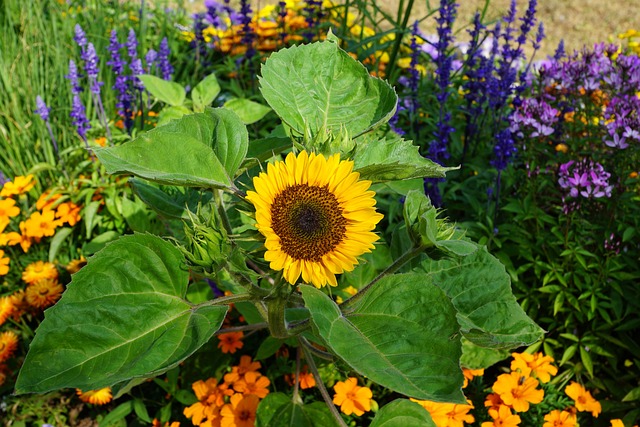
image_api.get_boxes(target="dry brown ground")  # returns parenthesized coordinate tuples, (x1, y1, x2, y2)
(193, 0, 640, 57)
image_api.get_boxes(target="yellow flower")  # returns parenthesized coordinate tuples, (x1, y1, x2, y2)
(510, 352, 558, 383)
(565, 381, 601, 417)
(555, 143, 569, 153)
(218, 331, 244, 354)
(23, 209, 59, 238)
(246, 151, 383, 288)
(0, 296, 14, 326)
(22, 260, 58, 285)
(76, 387, 112, 405)
(610, 420, 625, 427)
(66, 256, 87, 274)
(410, 398, 475, 427)
(543, 409, 577, 427)
(492, 372, 544, 412)
(0, 250, 9, 276)
(0, 198, 20, 220)
(0, 331, 19, 363)
(55, 201, 81, 226)
(333, 377, 372, 416)
(298, 369, 316, 389)
(232, 355, 262, 378)
(463, 367, 485, 388)
(220, 393, 260, 427)
(233, 370, 270, 398)
(25, 278, 64, 309)
(35, 191, 62, 211)
(1, 175, 36, 198)
(482, 404, 521, 427)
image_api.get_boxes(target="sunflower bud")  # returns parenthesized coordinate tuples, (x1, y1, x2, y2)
(182, 207, 230, 273)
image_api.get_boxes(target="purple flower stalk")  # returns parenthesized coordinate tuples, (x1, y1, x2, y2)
(107, 29, 134, 133)
(35, 96, 59, 155)
(126, 28, 138, 59)
(239, 0, 255, 60)
(73, 24, 87, 49)
(145, 48, 157, 73)
(157, 37, 174, 80)
(65, 60, 83, 95)
(70, 94, 91, 142)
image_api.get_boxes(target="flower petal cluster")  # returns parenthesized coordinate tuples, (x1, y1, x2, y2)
(218, 331, 244, 354)
(0, 175, 36, 198)
(565, 381, 601, 417)
(543, 409, 577, 427)
(558, 159, 613, 199)
(492, 372, 544, 412)
(0, 331, 19, 363)
(510, 352, 558, 383)
(482, 404, 521, 427)
(76, 387, 113, 405)
(410, 398, 475, 427)
(246, 150, 383, 288)
(333, 377, 373, 416)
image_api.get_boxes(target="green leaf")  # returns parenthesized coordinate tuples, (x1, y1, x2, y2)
(370, 399, 436, 427)
(354, 135, 457, 183)
(157, 105, 192, 126)
(138, 74, 186, 106)
(622, 386, 640, 402)
(460, 338, 510, 369)
(94, 110, 232, 189)
(224, 98, 272, 124)
(82, 230, 120, 255)
(130, 178, 213, 220)
(192, 73, 221, 112)
(256, 393, 339, 427)
(580, 346, 594, 378)
(210, 107, 249, 178)
(49, 227, 73, 263)
(259, 40, 397, 137)
(15, 234, 228, 394)
(420, 247, 544, 349)
(99, 401, 133, 427)
(301, 275, 465, 402)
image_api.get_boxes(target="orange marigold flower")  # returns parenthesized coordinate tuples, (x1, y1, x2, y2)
(233, 371, 270, 398)
(0, 217, 8, 234)
(232, 355, 261, 378)
(1, 175, 36, 198)
(23, 209, 59, 238)
(220, 393, 260, 427)
(0, 331, 19, 363)
(0, 250, 9, 276)
(333, 377, 373, 416)
(35, 191, 62, 211)
(410, 398, 475, 426)
(298, 369, 316, 389)
(482, 404, 521, 427)
(218, 331, 244, 354)
(0, 231, 21, 247)
(9, 290, 28, 320)
(510, 352, 558, 383)
(543, 409, 577, 427)
(484, 393, 505, 410)
(25, 279, 64, 309)
(565, 381, 601, 417)
(66, 256, 87, 274)
(184, 378, 225, 425)
(0, 198, 20, 219)
(76, 387, 112, 405)
(610, 420, 625, 427)
(0, 296, 15, 326)
(492, 372, 544, 412)
(22, 260, 58, 285)
(55, 201, 81, 226)
(463, 367, 485, 388)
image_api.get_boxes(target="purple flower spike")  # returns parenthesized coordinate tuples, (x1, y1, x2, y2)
(66, 59, 83, 95)
(126, 28, 138, 59)
(35, 96, 50, 121)
(157, 37, 174, 80)
(70, 94, 91, 141)
(74, 24, 87, 48)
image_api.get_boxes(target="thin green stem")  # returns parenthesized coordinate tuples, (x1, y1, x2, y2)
(215, 323, 268, 335)
(341, 244, 425, 312)
(300, 336, 335, 361)
(300, 338, 348, 427)
(292, 346, 302, 404)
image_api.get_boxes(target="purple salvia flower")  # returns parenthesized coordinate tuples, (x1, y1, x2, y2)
(129, 58, 145, 91)
(107, 30, 125, 74)
(73, 24, 87, 48)
(126, 28, 138, 59)
(491, 128, 517, 171)
(533, 22, 544, 50)
(157, 37, 174, 80)
(35, 96, 59, 155)
(84, 43, 103, 94)
(35, 95, 50, 121)
(407, 21, 421, 114)
(517, 0, 537, 46)
(70, 94, 91, 141)
(239, 0, 256, 60)
(0, 171, 7, 187)
(65, 60, 83, 95)
(145, 48, 157, 74)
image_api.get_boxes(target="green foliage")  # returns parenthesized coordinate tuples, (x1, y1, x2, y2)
(256, 393, 339, 427)
(369, 399, 437, 427)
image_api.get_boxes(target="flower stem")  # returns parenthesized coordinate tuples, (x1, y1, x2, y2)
(300, 338, 348, 427)
(340, 244, 425, 312)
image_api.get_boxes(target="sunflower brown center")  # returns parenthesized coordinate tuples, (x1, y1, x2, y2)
(271, 184, 346, 261)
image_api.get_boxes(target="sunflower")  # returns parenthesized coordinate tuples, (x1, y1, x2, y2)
(245, 151, 383, 288)
(0, 331, 19, 363)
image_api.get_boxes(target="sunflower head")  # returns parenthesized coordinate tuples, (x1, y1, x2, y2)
(246, 150, 383, 288)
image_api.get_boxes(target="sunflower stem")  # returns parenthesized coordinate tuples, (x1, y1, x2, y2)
(340, 244, 426, 312)
(266, 282, 291, 339)
(301, 338, 348, 427)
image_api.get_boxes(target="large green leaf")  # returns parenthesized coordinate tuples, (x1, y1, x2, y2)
(354, 135, 457, 183)
(15, 234, 228, 394)
(223, 98, 272, 125)
(138, 74, 186, 106)
(130, 178, 213, 220)
(94, 109, 242, 188)
(192, 73, 221, 112)
(419, 247, 544, 349)
(370, 399, 436, 427)
(256, 393, 339, 427)
(259, 39, 397, 137)
(301, 275, 465, 402)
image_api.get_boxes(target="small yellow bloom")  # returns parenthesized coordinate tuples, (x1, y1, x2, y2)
(220, 393, 260, 427)
(510, 352, 558, 383)
(610, 419, 625, 427)
(492, 372, 544, 412)
(555, 143, 569, 154)
(184, 378, 225, 425)
(0, 249, 9, 276)
(35, 191, 62, 211)
(0, 331, 19, 363)
(22, 260, 58, 285)
(1, 175, 36, 198)
(218, 331, 244, 354)
(565, 381, 601, 417)
(76, 387, 112, 405)
(463, 367, 485, 388)
(482, 404, 521, 427)
(25, 278, 64, 309)
(55, 201, 81, 226)
(0, 198, 20, 219)
(411, 398, 475, 426)
(333, 377, 373, 416)
(23, 209, 59, 238)
(233, 370, 271, 398)
(0, 296, 14, 326)
(543, 409, 577, 427)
